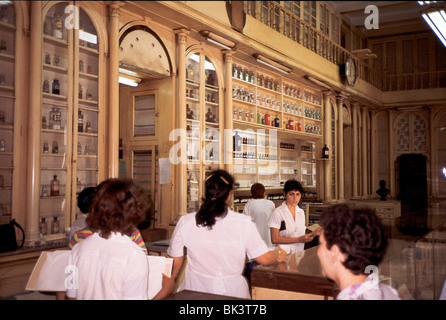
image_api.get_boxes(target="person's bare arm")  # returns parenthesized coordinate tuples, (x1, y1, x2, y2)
(270, 228, 315, 245)
(151, 255, 184, 300)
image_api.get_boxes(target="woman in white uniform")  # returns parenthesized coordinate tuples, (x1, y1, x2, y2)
(158, 170, 286, 299)
(268, 179, 320, 254)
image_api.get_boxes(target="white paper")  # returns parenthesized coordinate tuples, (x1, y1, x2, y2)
(159, 158, 172, 184)
(26, 250, 173, 300)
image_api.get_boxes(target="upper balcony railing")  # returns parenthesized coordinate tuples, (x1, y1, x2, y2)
(244, 1, 446, 92)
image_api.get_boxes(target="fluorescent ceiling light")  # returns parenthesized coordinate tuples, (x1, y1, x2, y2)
(119, 75, 140, 87)
(305, 75, 331, 90)
(206, 37, 233, 50)
(253, 54, 291, 74)
(200, 30, 235, 51)
(419, 2, 446, 47)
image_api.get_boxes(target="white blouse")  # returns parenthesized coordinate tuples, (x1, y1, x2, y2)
(168, 209, 268, 299)
(267, 201, 307, 254)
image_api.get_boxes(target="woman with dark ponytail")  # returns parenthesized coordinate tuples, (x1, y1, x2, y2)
(195, 169, 233, 229)
(157, 170, 286, 300)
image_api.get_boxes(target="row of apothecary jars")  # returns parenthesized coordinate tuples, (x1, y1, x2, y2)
(232, 65, 281, 92)
(283, 83, 322, 105)
(42, 107, 93, 132)
(40, 216, 60, 235)
(42, 175, 86, 197)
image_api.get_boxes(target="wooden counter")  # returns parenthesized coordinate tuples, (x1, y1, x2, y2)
(0, 240, 67, 298)
(251, 245, 338, 300)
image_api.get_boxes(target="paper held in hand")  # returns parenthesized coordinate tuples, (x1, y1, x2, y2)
(307, 223, 321, 233)
(25, 250, 173, 299)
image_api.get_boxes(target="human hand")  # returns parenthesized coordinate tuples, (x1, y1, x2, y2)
(303, 233, 316, 243)
(311, 227, 322, 237)
(274, 246, 287, 263)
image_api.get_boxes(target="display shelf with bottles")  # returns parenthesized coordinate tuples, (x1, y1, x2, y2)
(233, 129, 257, 189)
(300, 141, 316, 187)
(0, 2, 15, 224)
(279, 138, 298, 185)
(232, 59, 322, 137)
(38, 2, 101, 239)
(184, 53, 222, 214)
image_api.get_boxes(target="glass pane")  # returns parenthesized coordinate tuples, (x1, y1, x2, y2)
(396, 114, 410, 152)
(134, 94, 155, 136)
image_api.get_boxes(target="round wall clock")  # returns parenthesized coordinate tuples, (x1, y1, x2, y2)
(343, 55, 357, 87)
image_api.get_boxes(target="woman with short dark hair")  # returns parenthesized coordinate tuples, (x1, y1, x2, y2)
(317, 204, 400, 300)
(268, 179, 320, 254)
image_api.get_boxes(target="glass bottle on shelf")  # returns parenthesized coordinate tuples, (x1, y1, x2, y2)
(51, 216, 60, 234)
(76, 177, 82, 193)
(42, 116, 47, 129)
(0, 138, 5, 151)
(322, 144, 329, 159)
(45, 52, 51, 64)
(77, 141, 82, 154)
(233, 131, 241, 152)
(50, 174, 60, 196)
(53, 53, 60, 66)
(52, 79, 60, 95)
(52, 11, 63, 39)
(52, 141, 58, 153)
(40, 218, 48, 235)
(49, 106, 61, 130)
(43, 79, 50, 93)
(85, 121, 92, 133)
(78, 84, 83, 99)
(43, 141, 49, 153)
(78, 110, 83, 132)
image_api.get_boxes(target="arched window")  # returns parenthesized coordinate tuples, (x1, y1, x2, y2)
(396, 113, 427, 153)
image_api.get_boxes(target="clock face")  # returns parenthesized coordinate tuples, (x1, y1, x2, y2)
(345, 56, 357, 87)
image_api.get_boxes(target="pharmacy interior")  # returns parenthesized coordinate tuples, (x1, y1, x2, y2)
(0, 1, 446, 299)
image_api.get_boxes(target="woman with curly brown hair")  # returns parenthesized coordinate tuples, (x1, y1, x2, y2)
(66, 178, 149, 300)
(317, 204, 400, 300)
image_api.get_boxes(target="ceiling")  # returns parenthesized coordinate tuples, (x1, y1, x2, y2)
(326, 1, 431, 37)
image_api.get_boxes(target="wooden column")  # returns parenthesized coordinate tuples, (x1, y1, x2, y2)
(174, 28, 189, 219)
(223, 50, 233, 172)
(361, 106, 369, 198)
(370, 109, 377, 195)
(25, 1, 43, 245)
(107, 2, 123, 177)
(323, 90, 332, 202)
(337, 95, 345, 202)
(351, 101, 359, 199)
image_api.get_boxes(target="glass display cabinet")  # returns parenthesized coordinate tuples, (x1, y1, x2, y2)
(185, 52, 222, 213)
(0, 2, 15, 224)
(39, 2, 101, 240)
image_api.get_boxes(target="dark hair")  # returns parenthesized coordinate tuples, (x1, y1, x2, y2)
(283, 179, 304, 195)
(77, 187, 96, 214)
(195, 170, 234, 229)
(86, 178, 147, 239)
(250, 183, 265, 199)
(320, 204, 387, 275)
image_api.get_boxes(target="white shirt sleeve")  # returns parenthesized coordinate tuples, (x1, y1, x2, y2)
(267, 207, 282, 230)
(167, 215, 186, 258)
(244, 219, 269, 260)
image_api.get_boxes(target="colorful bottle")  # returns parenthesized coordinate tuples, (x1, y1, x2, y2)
(323, 144, 330, 159)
